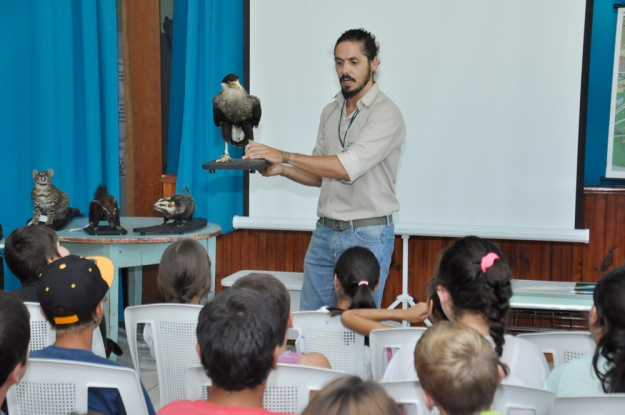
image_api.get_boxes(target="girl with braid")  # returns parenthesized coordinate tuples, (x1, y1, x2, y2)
(545, 265, 625, 395)
(382, 236, 549, 388)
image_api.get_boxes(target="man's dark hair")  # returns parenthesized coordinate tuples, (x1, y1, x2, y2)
(335, 28, 380, 64)
(0, 291, 30, 384)
(5, 226, 60, 285)
(196, 289, 282, 391)
(231, 273, 289, 341)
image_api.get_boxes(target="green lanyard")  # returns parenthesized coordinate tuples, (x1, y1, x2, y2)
(338, 100, 360, 151)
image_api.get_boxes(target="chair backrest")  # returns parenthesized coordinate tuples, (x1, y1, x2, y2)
(551, 394, 625, 415)
(291, 311, 365, 376)
(24, 302, 106, 358)
(517, 331, 596, 367)
(6, 358, 149, 415)
(379, 380, 433, 415)
(124, 303, 203, 406)
(186, 364, 348, 414)
(492, 384, 554, 415)
(369, 327, 426, 381)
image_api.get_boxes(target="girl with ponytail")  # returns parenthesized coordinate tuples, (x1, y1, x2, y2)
(333, 246, 429, 333)
(546, 265, 625, 395)
(144, 239, 212, 358)
(382, 236, 549, 389)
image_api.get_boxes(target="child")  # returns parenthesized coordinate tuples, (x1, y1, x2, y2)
(415, 321, 502, 415)
(31, 255, 156, 415)
(4, 226, 111, 354)
(143, 239, 212, 358)
(158, 289, 285, 415)
(4, 225, 69, 301)
(301, 376, 401, 415)
(231, 272, 330, 368)
(545, 265, 625, 395)
(382, 236, 549, 388)
(0, 291, 30, 406)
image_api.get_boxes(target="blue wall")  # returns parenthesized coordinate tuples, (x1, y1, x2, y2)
(585, 0, 624, 184)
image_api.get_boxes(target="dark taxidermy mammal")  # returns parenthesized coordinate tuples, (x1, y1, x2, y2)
(89, 184, 122, 230)
(153, 186, 195, 225)
(29, 169, 71, 225)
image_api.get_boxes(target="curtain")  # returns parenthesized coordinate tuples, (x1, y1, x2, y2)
(0, 0, 119, 290)
(167, 0, 244, 234)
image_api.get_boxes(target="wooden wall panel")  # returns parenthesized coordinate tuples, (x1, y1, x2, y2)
(216, 186, 625, 307)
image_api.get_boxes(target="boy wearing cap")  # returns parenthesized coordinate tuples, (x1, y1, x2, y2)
(31, 255, 156, 415)
(4, 226, 111, 354)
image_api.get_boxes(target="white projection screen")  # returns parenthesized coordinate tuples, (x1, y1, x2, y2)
(243, 0, 590, 242)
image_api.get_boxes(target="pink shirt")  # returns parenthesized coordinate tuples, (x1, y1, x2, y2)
(277, 351, 303, 364)
(158, 400, 282, 415)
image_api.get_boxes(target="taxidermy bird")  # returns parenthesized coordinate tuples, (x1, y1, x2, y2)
(212, 73, 262, 162)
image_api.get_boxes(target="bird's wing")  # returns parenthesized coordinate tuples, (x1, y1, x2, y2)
(249, 95, 262, 127)
(213, 95, 224, 126)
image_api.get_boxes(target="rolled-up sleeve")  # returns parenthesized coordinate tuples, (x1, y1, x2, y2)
(336, 104, 406, 183)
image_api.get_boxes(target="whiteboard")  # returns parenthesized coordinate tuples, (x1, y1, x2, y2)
(247, 0, 590, 242)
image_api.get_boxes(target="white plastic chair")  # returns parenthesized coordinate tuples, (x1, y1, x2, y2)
(124, 303, 203, 406)
(517, 331, 595, 367)
(551, 394, 625, 415)
(6, 358, 149, 415)
(370, 327, 426, 381)
(492, 384, 554, 415)
(292, 311, 365, 376)
(186, 363, 348, 414)
(379, 380, 433, 415)
(24, 301, 106, 358)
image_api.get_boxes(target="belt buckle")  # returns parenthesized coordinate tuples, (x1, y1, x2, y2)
(333, 220, 340, 231)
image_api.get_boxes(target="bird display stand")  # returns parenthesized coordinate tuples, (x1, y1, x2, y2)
(203, 159, 271, 174)
(26, 211, 83, 231)
(133, 218, 208, 235)
(83, 225, 128, 236)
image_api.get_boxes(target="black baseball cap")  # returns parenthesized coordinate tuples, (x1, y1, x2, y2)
(37, 255, 114, 325)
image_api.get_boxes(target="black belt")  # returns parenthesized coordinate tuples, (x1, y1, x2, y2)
(319, 216, 392, 231)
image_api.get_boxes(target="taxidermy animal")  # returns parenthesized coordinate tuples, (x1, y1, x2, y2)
(153, 186, 196, 225)
(212, 73, 262, 162)
(89, 184, 122, 230)
(29, 169, 71, 225)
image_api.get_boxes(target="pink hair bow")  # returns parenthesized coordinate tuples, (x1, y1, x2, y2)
(481, 253, 499, 273)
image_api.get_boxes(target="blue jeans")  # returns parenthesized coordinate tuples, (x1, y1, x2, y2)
(300, 219, 395, 310)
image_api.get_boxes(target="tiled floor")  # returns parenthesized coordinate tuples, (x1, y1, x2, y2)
(117, 327, 161, 411)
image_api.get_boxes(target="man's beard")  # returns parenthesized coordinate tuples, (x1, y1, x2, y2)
(341, 68, 372, 99)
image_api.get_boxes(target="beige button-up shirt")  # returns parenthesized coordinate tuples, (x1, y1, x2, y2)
(312, 83, 406, 221)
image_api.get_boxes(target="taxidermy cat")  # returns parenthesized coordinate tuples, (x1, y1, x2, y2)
(89, 184, 122, 230)
(28, 169, 70, 226)
(152, 186, 196, 225)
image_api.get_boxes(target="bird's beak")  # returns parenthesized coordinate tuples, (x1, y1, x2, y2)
(229, 80, 242, 91)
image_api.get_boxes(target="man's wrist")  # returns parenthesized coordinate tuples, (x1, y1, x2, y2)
(282, 151, 293, 164)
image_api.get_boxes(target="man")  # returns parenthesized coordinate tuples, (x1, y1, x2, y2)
(32, 255, 156, 415)
(158, 289, 284, 415)
(0, 291, 30, 413)
(244, 29, 406, 310)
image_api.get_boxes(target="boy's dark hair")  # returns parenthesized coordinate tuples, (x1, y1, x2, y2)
(4, 226, 60, 285)
(157, 239, 212, 304)
(231, 273, 289, 341)
(196, 289, 282, 391)
(0, 291, 30, 384)
(332, 246, 380, 315)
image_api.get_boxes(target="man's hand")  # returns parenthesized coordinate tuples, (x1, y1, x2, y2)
(260, 163, 284, 177)
(244, 142, 283, 164)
